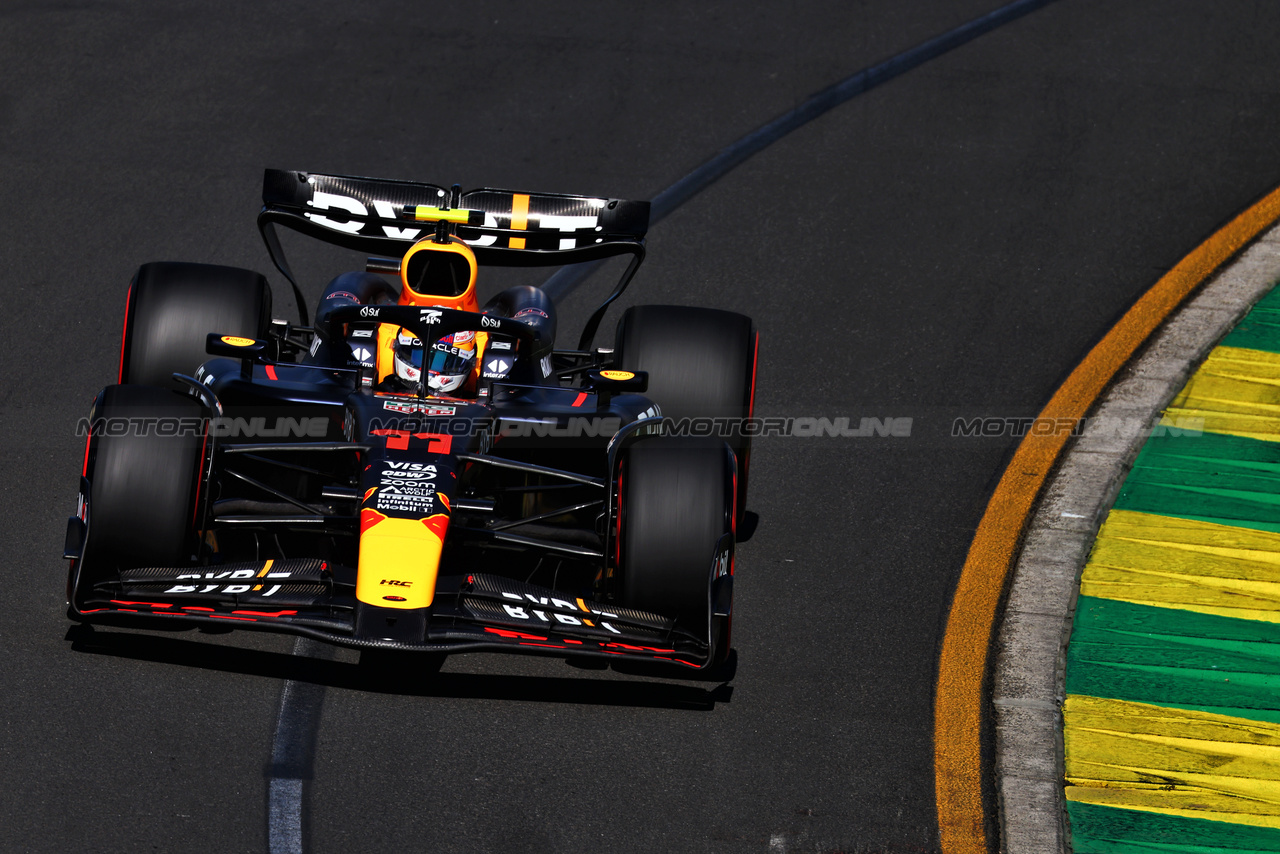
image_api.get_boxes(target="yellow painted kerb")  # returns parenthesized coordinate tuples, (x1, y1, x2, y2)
(1064, 695, 1280, 831)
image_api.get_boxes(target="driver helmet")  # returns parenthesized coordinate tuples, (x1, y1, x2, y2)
(392, 327, 477, 393)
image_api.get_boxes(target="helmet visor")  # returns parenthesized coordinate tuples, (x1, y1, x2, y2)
(426, 340, 475, 391)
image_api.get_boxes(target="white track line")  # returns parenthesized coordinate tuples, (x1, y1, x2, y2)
(267, 638, 329, 854)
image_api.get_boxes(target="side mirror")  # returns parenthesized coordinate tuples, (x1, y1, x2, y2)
(587, 369, 648, 405)
(206, 333, 271, 378)
(206, 333, 270, 360)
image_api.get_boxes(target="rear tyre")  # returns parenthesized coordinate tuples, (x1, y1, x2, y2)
(81, 385, 207, 577)
(615, 305, 757, 524)
(618, 437, 734, 645)
(120, 261, 272, 386)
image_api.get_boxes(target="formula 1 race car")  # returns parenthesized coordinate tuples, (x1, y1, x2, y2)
(64, 169, 757, 675)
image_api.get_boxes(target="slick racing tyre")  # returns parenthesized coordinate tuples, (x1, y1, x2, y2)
(81, 384, 208, 574)
(617, 437, 734, 660)
(119, 261, 272, 386)
(614, 305, 757, 525)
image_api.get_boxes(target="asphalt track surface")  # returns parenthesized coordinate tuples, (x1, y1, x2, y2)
(5, 3, 1280, 852)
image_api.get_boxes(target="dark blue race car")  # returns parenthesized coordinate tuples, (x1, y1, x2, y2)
(64, 169, 757, 677)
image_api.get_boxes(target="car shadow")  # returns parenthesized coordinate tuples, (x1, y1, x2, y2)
(65, 623, 734, 711)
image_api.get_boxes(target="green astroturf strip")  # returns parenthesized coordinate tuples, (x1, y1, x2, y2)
(1066, 598, 1280, 721)
(1114, 431, 1280, 528)
(1069, 632, 1280, 674)
(1068, 801, 1280, 853)
(1071, 598, 1280, 646)
(1220, 285, 1280, 355)
(1128, 430, 1280, 466)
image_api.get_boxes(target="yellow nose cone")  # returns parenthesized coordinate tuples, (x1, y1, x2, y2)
(356, 514, 447, 609)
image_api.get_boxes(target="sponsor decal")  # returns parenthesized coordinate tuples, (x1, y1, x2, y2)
(303, 188, 600, 242)
(303, 192, 420, 240)
(350, 328, 374, 339)
(420, 308, 442, 325)
(714, 546, 731, 579)
(381, 400, 457, 416)
(496, 592, 624, 634)
(165, 567, 292, 597)
(488, 340, 512, 351)
(327, 291, 360, 302)
(359, 306, 380, 318)
(221, 335, 255, 347)
(433, 341, 471, 359)
(383, 595, 407, 602)
(372, 199, 422, 240)
(600, 370, 634, 381)
(535, 213, 600, 232)
(484, 357, 512, 375)
(481, 315, 501, 329)
(514, 307, 549, 320)
(374, 461, 439, 514)
(454, 330, 476, 344)
(350, 346, 373, 363)
(383, 461, 436, 474)
(374, 491, 435, 515)
(304, 190, 367, 234)
(380, 579, 412, 587)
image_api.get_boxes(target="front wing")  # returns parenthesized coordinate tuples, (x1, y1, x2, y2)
(71, 560, 715, 670)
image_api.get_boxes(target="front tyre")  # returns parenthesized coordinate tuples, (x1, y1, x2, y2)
(78, 385, 208, 587)
(617, 437, 735, 662)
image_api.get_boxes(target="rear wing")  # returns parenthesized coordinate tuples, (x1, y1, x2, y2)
(259, 169, 648, 265)
(259, 169, 649, 340)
